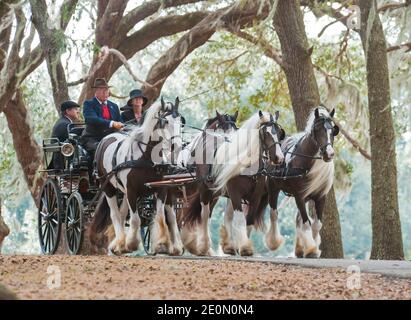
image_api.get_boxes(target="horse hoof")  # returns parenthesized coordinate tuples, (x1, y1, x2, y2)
(223, 246, 237, 255)
(305, 252, 319, 259)
(169, 247, 183, 256)
(125, 239, 140, 252)
(266, 235, 285, 251)
(240, 246, 253, 257)
(295, 250, 304, 258)
(155, 243, 169, 254)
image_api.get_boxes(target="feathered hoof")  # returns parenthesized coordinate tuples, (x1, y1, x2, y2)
(304, 246, 319, 259)
(295, 246, 304, 258)
(109, 237, 126, 256)
(125, 238, 140, 253)
(155, 243, 169, 255)
(169, 246, 184, 256)
(239, 243, 254, 257)
(266, 234, 285, 251)
(222, 245, 237, 256)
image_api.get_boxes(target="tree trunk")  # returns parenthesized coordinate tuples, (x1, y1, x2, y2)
(30, 0, 78, 111)
(358, 0, 404, 260)
(0, 198, 10, 252)
(3, 91, 45, 201)
(273, 0, 344, 258)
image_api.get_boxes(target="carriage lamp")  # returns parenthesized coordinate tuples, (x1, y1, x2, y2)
(61, 143, 75, 157)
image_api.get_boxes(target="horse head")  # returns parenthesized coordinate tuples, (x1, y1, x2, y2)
(214, 110, 239, 133)
(258, 110, 285, 165)
(153, 97, 185, 164)
(312, 107, 339, 162)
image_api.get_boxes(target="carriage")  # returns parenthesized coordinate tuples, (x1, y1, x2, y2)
(37, 123, 195, 255)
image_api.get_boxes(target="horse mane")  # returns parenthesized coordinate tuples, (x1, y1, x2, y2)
(304, 106, 331, 133)
(211, 112, 270, 192)
(127, 102, 168, 143)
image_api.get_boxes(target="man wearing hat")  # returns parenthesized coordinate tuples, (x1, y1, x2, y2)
(120, 89, 148, 124)
(80, 78, 123, 155)
(51, 100, 81, 169)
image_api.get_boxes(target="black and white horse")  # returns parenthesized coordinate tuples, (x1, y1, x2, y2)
(90, 98, 185, 255)
(181, 111, 285, 256)
(212, 111, 285, 256)
(267, 107, 339, 258)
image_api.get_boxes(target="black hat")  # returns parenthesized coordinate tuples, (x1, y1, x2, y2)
(127, 89, 148, 107)
(60, 100, 80, 113)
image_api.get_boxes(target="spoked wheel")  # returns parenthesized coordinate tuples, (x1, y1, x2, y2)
(65, 192, 84, 255)
(141, 224, 155, 256)
(38, 178, 63, 255)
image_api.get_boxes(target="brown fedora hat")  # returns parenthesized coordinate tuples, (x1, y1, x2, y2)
(91, 78, 112, 89)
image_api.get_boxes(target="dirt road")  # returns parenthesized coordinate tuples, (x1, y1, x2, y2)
(0, 255, 410, 299)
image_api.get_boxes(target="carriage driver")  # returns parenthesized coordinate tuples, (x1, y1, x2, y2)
(80, 78, 124, 157)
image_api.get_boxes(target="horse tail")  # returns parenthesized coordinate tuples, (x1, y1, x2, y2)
(89, 194, 111, 247)
(246, 193, 268, 231)
(179, 189, 202, 229)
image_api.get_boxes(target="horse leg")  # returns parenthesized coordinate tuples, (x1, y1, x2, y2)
(125, 196, 141, 253)
(165, 204, 184, 256)
(220, 198, 236, 255)
(151, 192, 171, 254)
(312, 197, 325, 257)
(106, 195, 126, 255)
(294, 213, 304, 258)
(265, 188, 284, 251)
(180, 224, 199, 255)
(231, 194, 253, 257)
(295, 196, 317, 258)
(196, 198, 213, 256)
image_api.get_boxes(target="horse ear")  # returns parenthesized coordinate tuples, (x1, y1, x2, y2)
(233, 110, 239, 121)
(314, 108, 320, 119)
(270, 114, 274, 122)
(280, 128, 286, 141)
(175, 96, 180, 110)
(275, 110, 280, 121)
(333, 125, 340, 136)
(216, 110, 221, 117)
(330, 108, 335, 118)
(161, 96, 165, 111)
(259, 110, 264, 119)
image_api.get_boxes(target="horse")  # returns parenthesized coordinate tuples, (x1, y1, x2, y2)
(89, 109, 238, 255)
(176, 111, 239, 256)
(266, 106, 339, 258)
(211, 111, 285, 256)
(150, 110, 240, 255)
(180, 111, 285, 256)
(89, 97, 185, 255)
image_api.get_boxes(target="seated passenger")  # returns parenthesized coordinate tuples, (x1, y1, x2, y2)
(51, 100, 80, 170)
(120, 89, 148, 125)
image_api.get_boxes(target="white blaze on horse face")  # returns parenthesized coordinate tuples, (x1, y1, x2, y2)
(150, 116, 183, 164)
(267, 126, 284, 163)
(325, 128, 335, 159)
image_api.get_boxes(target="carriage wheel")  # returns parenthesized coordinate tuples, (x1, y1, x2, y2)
(141, 225, 156, 256)
(38, 178, 62, 255)
(65, 192, 84, 255)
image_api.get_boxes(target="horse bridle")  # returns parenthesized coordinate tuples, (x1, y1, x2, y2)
(259, 119, 282, 154)
(310, 117, 338, 156)
(215, 114, 238, 131)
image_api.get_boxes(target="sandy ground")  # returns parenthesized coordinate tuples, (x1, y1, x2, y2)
(0, 254, 410, 300)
